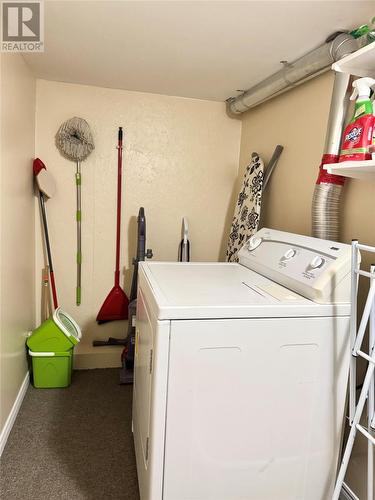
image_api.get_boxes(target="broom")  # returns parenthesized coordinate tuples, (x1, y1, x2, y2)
(96, 127, 129, 324)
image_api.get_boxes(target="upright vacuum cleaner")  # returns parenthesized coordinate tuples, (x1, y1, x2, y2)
(120, 207, 152, 384)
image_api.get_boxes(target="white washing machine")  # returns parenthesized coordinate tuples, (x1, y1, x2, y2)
(132, 228, 352, 500)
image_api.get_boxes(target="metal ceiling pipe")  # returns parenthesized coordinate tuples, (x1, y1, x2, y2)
(227, 33, 358, 115)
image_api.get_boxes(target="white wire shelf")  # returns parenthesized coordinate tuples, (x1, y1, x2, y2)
(332, 42, 375, 77)
(323, 160, 375, 180)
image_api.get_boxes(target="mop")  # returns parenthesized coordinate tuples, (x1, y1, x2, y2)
(226, 145, 283, 262)
(33, 158, 83, 348)
(56, 117, 95, 305)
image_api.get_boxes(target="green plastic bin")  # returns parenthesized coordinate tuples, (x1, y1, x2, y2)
(27, 307, 81, 352)
(29, 349, 73, 388)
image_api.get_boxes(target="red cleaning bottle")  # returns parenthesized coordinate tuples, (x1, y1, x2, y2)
(339, 77, 375, 163)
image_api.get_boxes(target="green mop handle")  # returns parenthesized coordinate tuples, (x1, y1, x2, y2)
(76, 162, 82, 305)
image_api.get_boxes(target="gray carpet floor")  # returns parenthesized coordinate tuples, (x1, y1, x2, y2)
(0, 369, 139, 500)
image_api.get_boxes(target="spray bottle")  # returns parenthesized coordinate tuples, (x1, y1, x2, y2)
(372, 89, 375, 160)
(339, 77, 375, 162)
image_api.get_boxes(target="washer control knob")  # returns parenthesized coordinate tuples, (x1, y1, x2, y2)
(247, 236, 262, 251)
(283, 248, 296, 260)
(310, 255, 325, 269)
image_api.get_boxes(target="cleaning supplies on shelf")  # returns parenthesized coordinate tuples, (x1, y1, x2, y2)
(339, 77, 375, 163)
(56, 117, 95, 306)
(350, 16, 375, 43)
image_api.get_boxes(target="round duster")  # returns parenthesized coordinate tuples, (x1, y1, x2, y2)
(56, 116, 94, 306)
(56, 116, 94, 162)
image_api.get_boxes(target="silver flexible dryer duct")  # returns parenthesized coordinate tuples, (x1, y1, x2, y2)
(311, 72, 351, 241)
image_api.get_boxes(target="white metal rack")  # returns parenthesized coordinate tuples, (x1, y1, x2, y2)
(333, 241, 375, 500)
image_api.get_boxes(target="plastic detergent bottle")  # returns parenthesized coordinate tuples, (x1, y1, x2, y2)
(339, 77, 375, 162)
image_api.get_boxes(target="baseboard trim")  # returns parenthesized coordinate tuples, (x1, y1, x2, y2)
(0, 371, 30, 456)
(74, 345, 122, 369)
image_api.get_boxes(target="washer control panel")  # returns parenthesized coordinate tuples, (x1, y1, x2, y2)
(239, 228, 352, 303)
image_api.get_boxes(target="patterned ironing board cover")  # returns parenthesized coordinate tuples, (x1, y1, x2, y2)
(226, 153, 264, 262)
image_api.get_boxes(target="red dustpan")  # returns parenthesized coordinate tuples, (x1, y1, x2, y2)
(97, 128, 129, 324)
(96, 284, 128, 323)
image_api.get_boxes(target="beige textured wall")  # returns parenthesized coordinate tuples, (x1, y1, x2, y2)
(35, 80, 241, 364)
(0, 55, 35, 433)
(239, 70, 374, 499)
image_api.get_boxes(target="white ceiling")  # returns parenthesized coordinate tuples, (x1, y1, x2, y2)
(24, 0, 375, 101)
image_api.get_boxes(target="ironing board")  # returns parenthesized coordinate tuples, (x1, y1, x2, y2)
(226, 153, 264, 262)
(226, 146, 283, 262)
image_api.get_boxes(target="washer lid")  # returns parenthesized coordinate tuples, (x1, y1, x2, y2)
(139, 262, 350, 320)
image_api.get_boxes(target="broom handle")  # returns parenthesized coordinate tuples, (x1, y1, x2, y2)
(76, 161, 82, 305)
(115, 127, 123, 287)
(39, 191, 59, 309)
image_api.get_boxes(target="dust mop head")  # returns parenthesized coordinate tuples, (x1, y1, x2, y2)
(56, 117, 94, 162)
